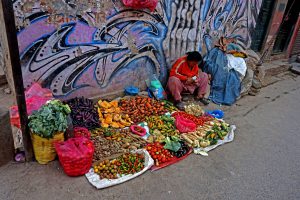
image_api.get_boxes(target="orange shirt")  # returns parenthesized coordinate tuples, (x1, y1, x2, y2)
(170, 56, 199, 81)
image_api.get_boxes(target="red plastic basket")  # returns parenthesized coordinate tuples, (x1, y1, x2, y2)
(55, 137, 94, 176)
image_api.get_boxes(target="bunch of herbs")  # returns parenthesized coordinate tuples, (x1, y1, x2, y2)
(28, 100, 71, 138)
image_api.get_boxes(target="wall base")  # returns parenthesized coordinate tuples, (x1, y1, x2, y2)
(0, 107, 14, 166)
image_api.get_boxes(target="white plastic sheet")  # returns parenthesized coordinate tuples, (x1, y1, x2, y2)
(227, 54, 247, 77)
(85, 149, 154, 189)
(194, 125, 236, 156)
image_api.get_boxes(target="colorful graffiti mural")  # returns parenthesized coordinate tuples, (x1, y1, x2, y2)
(13, 0, 262, 99)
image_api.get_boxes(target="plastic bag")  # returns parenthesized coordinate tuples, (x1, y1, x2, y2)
(122, 0, 158, 12)
(10, 83, 53, 128)
(25, 83, 52, 99)
(55, 137, 94, 176)
(145, 74, 166, 100)
(175, 115, 196, 133)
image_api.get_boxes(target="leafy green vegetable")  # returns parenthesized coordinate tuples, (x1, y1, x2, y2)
(28, 100, 71, 138)
(164, 136, 181, 152)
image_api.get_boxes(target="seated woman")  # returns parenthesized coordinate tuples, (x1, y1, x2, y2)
(167, 51, 210, 109)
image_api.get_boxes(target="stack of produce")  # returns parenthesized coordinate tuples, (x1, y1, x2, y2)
(172, 111, 213, 126)
(28, 100, 71, 164)
(146, 142, 173, 166)
(97, 100, 132, 128)
(164, 136, 190, 158)
(181, 119, 230, 148)
(161, 100, 178, 112)
(119, 96, 167, 123)
(73, 127, 91, 139)
(91, 128, 147, 162)
(66, 97, 99, 130)
(93, 152, 145, 179)
(184, 103, 204, 117)
(145, 115, 179, 143)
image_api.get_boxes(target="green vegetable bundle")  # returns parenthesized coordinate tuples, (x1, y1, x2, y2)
(29, 100, 71, 138)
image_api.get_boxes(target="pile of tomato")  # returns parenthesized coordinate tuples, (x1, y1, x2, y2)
(172, 111, 213, 126)
(146, 142, 173, 166)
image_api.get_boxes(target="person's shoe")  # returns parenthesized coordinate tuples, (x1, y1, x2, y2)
(198, 98, 210, 105)
(175, 102, 185, 110)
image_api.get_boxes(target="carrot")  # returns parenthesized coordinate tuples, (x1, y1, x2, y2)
(146, 102, 151, 108)
(141, 98, 146, 104)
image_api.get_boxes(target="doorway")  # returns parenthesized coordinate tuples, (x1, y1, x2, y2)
(251, 0, 276, 52)
(273, 0, 300, 54)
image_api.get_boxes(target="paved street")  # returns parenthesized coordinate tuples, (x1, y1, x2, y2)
(0, 75, 299, 200)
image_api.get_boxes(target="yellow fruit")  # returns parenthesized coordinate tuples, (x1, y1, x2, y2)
(118, 123, 125, 128)
(120, 119, 131, 126)
(101, 123, 109, 128)
(105, 115, 113, 124)
(115, 107, 121, 113)
(111, 122, 120, 128)
(104, 107, 115, 113)
(113, 114, 121, 121)
(110, 101, 118, 108)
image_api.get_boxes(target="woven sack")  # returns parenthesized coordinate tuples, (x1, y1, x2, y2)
(31, 132, 64, 164)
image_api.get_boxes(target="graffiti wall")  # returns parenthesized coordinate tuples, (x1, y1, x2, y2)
(13, 0, 262, 99)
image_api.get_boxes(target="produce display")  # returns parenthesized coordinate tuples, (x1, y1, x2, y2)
(28, 90, 235, 189)
(66, 97, 99, 130)
(97, 100, 132, 128)
(120, 97, 167, 123)
(29, 100, 71, 138)
(91, 128, 147, 162)
(166, 138, 190, 158)
(28, 100, 71, 164)
(162, 100, 178, 112)
(74, 127, 91, 139)
(130, 125, 147, 136)
(181, 119, 230, 148)
(146, 142, 173, 166)
(146, 115, 177, 136)
(162, 136, 190, 158)
(145, 115, 180, 143)
(172, 111, 213, 126)
(174, 115, 197, 133)
(93, 153, 145, 179)
(184, 103, 204, 117)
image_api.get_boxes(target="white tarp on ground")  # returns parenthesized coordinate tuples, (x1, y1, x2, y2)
(85, 149, 154, 189)
(194, 125, 236, 156)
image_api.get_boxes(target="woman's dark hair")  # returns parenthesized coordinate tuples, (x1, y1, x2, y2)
(186, 51, 203, 62)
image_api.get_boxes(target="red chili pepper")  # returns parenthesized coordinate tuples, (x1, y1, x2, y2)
(172, 111, 213, 126)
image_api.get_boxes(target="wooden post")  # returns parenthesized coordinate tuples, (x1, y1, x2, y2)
(0, 0, 33, 161)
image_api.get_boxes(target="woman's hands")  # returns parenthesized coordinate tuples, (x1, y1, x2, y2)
(186, 77, 196, 85)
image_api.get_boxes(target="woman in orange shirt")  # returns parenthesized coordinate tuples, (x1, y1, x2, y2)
(167, 51, 210, 109)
